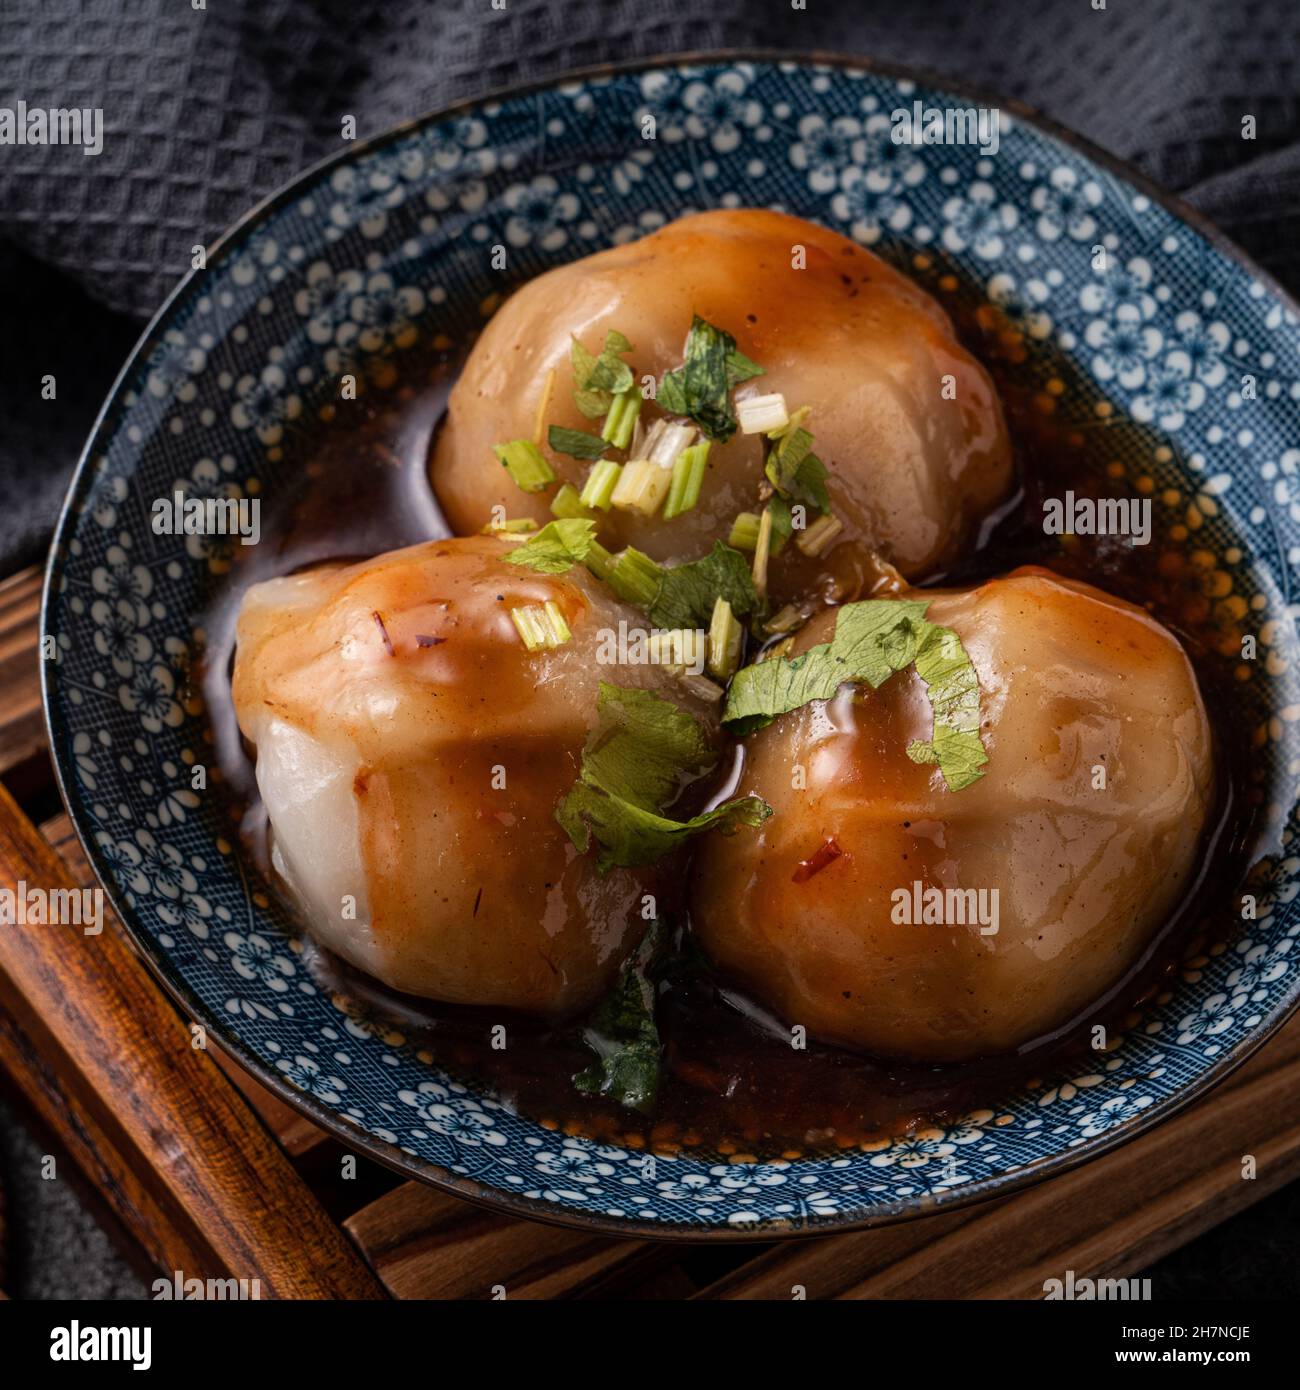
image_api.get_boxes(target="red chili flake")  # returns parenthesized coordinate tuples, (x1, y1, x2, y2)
(792, 837, 843, 884)
(371, 610, 395, 657)
(415, 633, 445, 648)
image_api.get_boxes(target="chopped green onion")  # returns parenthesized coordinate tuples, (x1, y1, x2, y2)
(663, 441, 711, 520)
(585, 541, 615, 582)
(510, 600, 572, 651)
(543, 600, 572, 644)
(611, 459, 673, 516)
(677, 672, 725, 703)
(494, 438, 556, 493)
(551, 483, 596, 520)
(608, 547, 664, 608)
(601, 389, 643, 450)
(796, 513, 844, 557)
(768, 404, 811, 440)
(580, 458, 623, 511)
(766, 493, 793, 557)
(737, 392, 789, 436)
(765, 603, 805, 635)
(708, 598, 743, 681)
(509, 603, 545, 649)
(759, 636, 795, 664)
(481, 516, 538, 534)
(645, 419, 696, 469)
(728, 511, 762, 553)
(752, 506, 773, 601)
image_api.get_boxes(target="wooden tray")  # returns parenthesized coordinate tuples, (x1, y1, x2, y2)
(3, 560, 1299, 1299)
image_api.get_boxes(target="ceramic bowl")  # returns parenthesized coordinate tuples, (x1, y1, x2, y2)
(44, 54, 1300, 1237)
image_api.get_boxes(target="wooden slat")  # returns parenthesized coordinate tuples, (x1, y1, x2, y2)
(40, 807, 331, 1160)
(0, 568, 44, 778)
(344, 1183, 668, 1299)
(695, 1011, 1300, 1299)
(0, 779, 385, 1298)
(0, 995, 219, 1284)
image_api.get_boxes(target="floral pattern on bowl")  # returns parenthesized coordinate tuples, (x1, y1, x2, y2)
(45, 57, 1300, 1236)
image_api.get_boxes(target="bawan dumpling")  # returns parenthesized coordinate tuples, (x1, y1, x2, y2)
(691, 567, 1215, 1061)
(431, 208, 1011, 579)
(232, 535, 731, 1016)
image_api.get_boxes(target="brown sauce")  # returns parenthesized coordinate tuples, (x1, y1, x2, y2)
(196, 305, 1278, 1161)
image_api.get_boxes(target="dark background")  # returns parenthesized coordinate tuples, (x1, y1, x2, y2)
(1, 0, 1298, 1297)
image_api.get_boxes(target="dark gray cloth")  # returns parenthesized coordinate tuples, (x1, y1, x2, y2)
(2, 0, 1300, 577)
(2, 0, 1299, 1299)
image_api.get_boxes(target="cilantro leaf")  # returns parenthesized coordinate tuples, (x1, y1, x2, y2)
(766, 426, 830, 514)
(766, 494, 794, 555)
(502, 518, 598, 574)
(647, 541, 759, 630)
(726, 348, 765, 386)
(722, 600, 990, 791)
(570, 331, 635, 419)
(722, 599, 933, 735)
(556, 684, 772, 870)
(656, 316, 764, 442)
(905, 622, 989, 791)
(787, 452, 831, 514)
(547, 425, 608, 460)
(654, 370, 690, 417)
(572, 918, 665, 1113)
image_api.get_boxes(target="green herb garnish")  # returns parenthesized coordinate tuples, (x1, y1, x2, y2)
(765, 493, 794, 556)
(502, 518, 598, 574)
(601, 389, 642, 450)
(571, 330, 635, 419)
(728, 511, 761, 552)
(594, 541, 758, 630)
(722, 599, 931, 735)
(572, 919, 665, 1113)
(550, 483, 596, 520)
(765, 425, 830, 514)
(657, 316, 764, 443)
(556, 684, 772, 871)
(547, 425, 608, 460)
(722, 600, 988, 791)
(606, 546, 665, 607)
(647, 540, 759, 630)
(580, 458, 622, 511)
(494, 438, 556, 493)
(662, 440, 711, 519)
(904, 623, 989, 791)
(707, 597, 744, 680)
(509, 601, 572, 651)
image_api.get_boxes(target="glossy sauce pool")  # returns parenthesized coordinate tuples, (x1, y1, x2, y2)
(197, 333, 1271, 1161)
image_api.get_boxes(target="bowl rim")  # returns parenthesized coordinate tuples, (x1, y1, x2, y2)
(41, 47, 1300, 1245)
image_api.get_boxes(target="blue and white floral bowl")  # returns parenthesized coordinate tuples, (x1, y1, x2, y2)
(44, 55, 1300, 1237)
